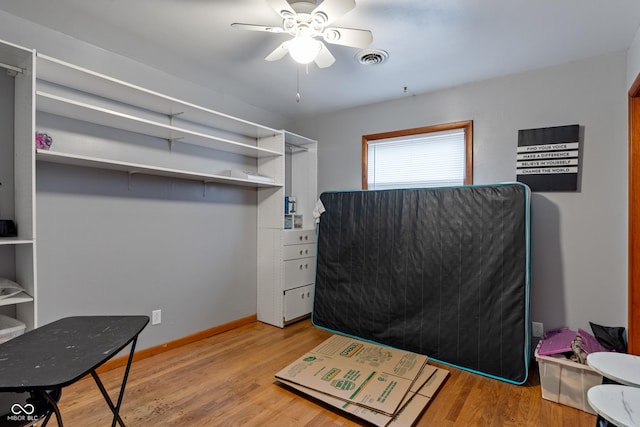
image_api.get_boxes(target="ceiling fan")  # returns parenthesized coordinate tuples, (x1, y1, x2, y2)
(231, 0, 373, 68)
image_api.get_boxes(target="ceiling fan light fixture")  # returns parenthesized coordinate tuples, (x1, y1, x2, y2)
(235, 0, 371, 69)
(289, 35, 322, 64)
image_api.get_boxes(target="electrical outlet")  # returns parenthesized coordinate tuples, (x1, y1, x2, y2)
(532, 321, 544, 338)
(152, 309, 162, 325)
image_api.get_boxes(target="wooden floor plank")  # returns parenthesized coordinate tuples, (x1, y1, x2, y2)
(39, 319, 597, 426)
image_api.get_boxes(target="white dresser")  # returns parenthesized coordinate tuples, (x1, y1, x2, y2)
(282, 229, 316, 322)
(257, 132, 317, 327)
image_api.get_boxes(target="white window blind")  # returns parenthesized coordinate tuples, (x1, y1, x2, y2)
(367, 128, 466, 190)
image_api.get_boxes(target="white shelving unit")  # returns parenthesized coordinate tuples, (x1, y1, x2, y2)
(35, 54, 284, 188)
(0, 40, 317, 332)
(0, 40, 37, 330)
(257, 131, 318, 327)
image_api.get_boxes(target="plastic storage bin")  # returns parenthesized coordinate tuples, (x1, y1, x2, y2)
(0, 314, 26, 343)
(535, 349, 602, 414)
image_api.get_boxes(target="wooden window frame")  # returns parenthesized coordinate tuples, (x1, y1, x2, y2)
(362, 120, 474, 190)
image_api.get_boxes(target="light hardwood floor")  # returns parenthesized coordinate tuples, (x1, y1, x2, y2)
(43, 319, 597, 426)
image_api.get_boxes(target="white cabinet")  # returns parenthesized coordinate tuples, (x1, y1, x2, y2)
(283, 230, 316, 290)
(282, 230, 316, 322)
(284, 284, 314, 322)
(282, 242, 315, 260)
(0, 40, 37, 330)
(257, 133, 317, 327)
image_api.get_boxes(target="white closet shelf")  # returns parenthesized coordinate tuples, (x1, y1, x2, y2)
(0, 294, 34, 307)
(36, 92, 282, 159)
(36, 150, 282, 188)
(0, 237, 33, 246)
(36, 54, 279, 141)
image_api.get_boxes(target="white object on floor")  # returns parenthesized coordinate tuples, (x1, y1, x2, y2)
(587, 352, 640, 387)
(587, 385, 640, 427)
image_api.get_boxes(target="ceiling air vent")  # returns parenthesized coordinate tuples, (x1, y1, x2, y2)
(355, 49, 389, 65)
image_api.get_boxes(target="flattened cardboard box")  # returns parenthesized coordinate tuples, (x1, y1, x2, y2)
(276, 334, 428, 415)
(279, 364, 449, 427)
(276, 334, 448, 424)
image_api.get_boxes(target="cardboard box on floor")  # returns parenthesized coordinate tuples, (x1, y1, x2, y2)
(279, 364, 449, 427)
(275, 334, 449, 426)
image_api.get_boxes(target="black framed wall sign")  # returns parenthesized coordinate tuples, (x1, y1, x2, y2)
(516, 124, 580, 191)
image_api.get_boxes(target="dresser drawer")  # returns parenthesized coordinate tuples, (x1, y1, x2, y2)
(284, 257, 315, 290)
(283, 229, 316, 245)
(284, 284, 314, 322)
(283, 243, 316, 260)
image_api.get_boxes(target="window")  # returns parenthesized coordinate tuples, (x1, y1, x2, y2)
(362, 121, 473, 190)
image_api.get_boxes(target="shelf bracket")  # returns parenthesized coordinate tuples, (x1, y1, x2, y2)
(167, 137, 183, 151)
(167, 112, 184, 127)
(285, 142, 309, 153)
(166, 112, 185, 151)
(127, 171, 140, 190)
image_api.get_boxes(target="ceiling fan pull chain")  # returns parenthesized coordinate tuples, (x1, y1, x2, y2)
(296, 66, 301, 103)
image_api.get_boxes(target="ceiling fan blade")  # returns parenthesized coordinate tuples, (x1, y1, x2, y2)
(231, 23, 284, 33)
(312, 0, 356, 25)
(266, 0, 296, 19)
(314, 43, 335, 68)
(265, 42, 290, 62)
(323, 27, 373, 48)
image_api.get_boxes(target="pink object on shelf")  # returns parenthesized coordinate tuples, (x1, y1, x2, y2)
(35, 131, 52, 150)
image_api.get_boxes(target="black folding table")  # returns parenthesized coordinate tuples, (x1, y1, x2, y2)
(0, 315, 149, 427)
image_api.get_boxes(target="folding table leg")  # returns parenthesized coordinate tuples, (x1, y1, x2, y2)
(90, 335, 139, 427)
(38, 390, 63, 427)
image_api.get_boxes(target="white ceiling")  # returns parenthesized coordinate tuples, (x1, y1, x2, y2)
(1, 0, 639, 119)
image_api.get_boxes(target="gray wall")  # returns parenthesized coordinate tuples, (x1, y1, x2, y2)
(628, 25, 640, 88)
(36, 164, 258, 346)
(295, 51, 629, 333)
(0, 72, 14, 222)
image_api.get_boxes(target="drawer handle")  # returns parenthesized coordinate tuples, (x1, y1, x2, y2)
(304, 249, 308, 254)
(299, 236, 303, 241)
(299, 264, 309, 270)
(304, 235, 309, 241)
(299, 250, 304, 255)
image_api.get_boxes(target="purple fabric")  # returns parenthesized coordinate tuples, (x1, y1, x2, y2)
(578, 328, 611, 354)
(537, 327, 575, 355)
(538, 327, 611, 356)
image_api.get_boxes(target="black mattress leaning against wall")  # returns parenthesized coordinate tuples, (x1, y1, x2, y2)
(312, 183, 531, 384)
